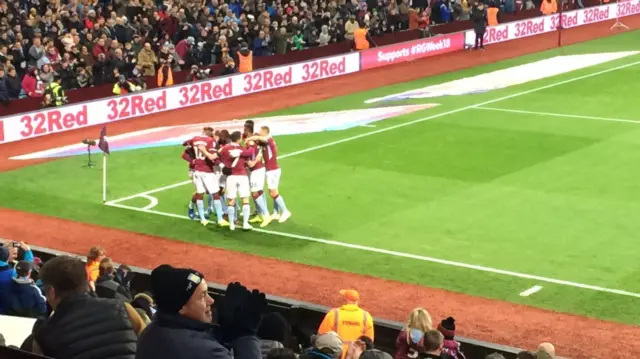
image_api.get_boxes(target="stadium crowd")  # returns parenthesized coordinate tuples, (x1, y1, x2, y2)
(0, 0, 554, 105)
(0, 242, 559, 359)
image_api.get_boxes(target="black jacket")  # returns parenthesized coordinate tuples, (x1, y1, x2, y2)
(136, 310, 261, 359)
(471, 6, 488, 33)
(5, 74, 22, 99)
(35, 292, 137, 359)
(4, 278, 47, 319)
(0, 76, 8, 101)
(95, 274, 133, 302)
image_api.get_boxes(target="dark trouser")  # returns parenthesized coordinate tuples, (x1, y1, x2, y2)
(475, 31, 485, 49)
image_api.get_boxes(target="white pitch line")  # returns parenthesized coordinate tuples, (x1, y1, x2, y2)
(520, 285, 544, 297)
(104, 201, 640, 299)
(139, 194, 159, 210)
(359, 124, 377, 128)
(475, 106, 640, 125)
(106, 59, 640, 206)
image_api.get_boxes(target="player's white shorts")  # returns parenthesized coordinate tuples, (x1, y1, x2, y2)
(226, 175, 251, 199)
(219, 174, 227, 189)
(188, 169, 194, 179)
(192, 171, 219, 194)
(266, 169, 281, 190)
(250, 167, 266, 192)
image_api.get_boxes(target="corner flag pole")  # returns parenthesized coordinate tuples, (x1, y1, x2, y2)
(103, 154, 107, 203)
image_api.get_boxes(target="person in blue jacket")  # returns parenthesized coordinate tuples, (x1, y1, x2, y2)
(0, 241, 35, 314)
(6, 260, 48, 319)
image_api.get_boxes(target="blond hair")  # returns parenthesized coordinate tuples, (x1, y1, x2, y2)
(404, 308, 432, 343)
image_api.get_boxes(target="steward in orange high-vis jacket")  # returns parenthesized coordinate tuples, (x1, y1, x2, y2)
(318, 289, 374, 359)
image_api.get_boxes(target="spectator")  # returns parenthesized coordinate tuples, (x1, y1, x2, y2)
(131, 292, 155, 323)
(487, 3, 500, 25)
(27, 37, 45, 68)
(318, 289, 374, 356)
(258, 312, 290, 358)
(421, 330, 446, 359)
(485, 354, 506, 359)
(471, 1, 487, 50)
(6, 67, 22, 99)
(176, 36, 195, 60)
(0, 244, 15, 313)
(394, 308, 432, 359)
(358, 350, 392, 359)
(95, 257, 133, 302)
(318, 25, 331, 46)
(0, 67, 8, 106)
(136, 265, 266, 359)
(115, 264, 134, 290)
(32, 255, 145, 358)
(93, 38, 110, 61)
(536, 342, 555, 358)
(157, 58, 174, 87)
(77, 66, 93, 88)
(253, 31, 270, 56)
(113, 75, 141, 95)
(58, 59, 77, 90)
(22, 67, 45, 98)
(273, 27, 291, 54)
(39, 64, 57, 85)
(437, 317, 465, 359)
(300, 332, 343, 359)
(238, 42, 253, 72)
(221, 58, 239, 76)
(541, 0, 558, 14)
(44, 75, 67, 107)
(94, 53, 111, 85)
(344, 15, 359, 41)
(4, 260, 47, 319)
(138, 42, 158, 76)
(292, 29, 305, 50)
(86, 246, 106, 292)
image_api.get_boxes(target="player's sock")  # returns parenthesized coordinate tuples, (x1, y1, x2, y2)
(213, 195, 224, 221)
(252, 192, 267, 216)
(273, 200, 280, 215)
(228, 204, 236, 224)
(258, 194, 269, 216)
(242, 204, 250, 226)
(275, 195, 288, 213)
(188, 200, 194, 210)
(196, 200, 206, 221)
(220, 193, 228, 212)
(206, 194, 214, 212)
(235, 202, 240, 217)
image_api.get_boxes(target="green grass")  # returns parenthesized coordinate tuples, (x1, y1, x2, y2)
(2, 31, 640, 325)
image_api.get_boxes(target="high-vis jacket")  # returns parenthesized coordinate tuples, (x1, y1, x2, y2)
(238, 51, 253, 73)
(318, 304, 374, 357)
(354, 28, 370, 50)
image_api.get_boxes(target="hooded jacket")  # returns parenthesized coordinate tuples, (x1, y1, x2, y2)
(4, 277, 47, 319)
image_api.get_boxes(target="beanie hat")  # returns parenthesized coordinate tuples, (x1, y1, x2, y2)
(0, 245, 9, 262)
(437, 317, 456, 339)
(150, 264, 204, 313)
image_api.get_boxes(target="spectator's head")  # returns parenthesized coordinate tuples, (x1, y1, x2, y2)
(115, 48, 123, 58)
(8, 67, 16, 77)
(437, 317, 456, 340)
(88, 246, 106, 263)
(97, 38, 105, 47)
(0, 67, 4, 78)
(118, 75, 126, 84)
(41, 64, 51, 73)
(267, 348, 296, 359)
(61, 59, 69, 69)
(144, 42, 152, 51)
(405, 308, 432, 340)
(40, 255, 89, 310)
(98, 257, 115, 277)
(313, 332, 343, 359)
(150, 264, 212, 323)
(132, 292, 155, 320)
(537, 343, 555, 357)
(485, 354, 506, 359)
(258, 312, 290, 344)
(15, 260, 33, 279)
(422, 330, 444, 355)
(516, 351, 536, 359)
(339, 288, 359, 304)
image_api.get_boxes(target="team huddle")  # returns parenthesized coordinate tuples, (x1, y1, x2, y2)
(181, 120, 291, 231)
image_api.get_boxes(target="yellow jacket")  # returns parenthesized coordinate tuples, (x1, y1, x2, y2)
(318, 304, 374, 358)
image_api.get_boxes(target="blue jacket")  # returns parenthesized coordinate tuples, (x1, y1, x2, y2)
(0, 249, 35, 314)
(5, 277, 48, 318)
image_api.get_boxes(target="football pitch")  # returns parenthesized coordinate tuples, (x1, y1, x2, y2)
(2, 31, 640, 325)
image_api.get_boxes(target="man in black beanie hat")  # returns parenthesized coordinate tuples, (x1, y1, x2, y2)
(136, 264, 266, 359)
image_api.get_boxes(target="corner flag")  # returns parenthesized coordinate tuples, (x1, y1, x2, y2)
(98, 126, 110, 155)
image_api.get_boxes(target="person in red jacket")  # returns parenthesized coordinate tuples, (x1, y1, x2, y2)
(21, 67, 44, 98)
(92, 38, 109, 60)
